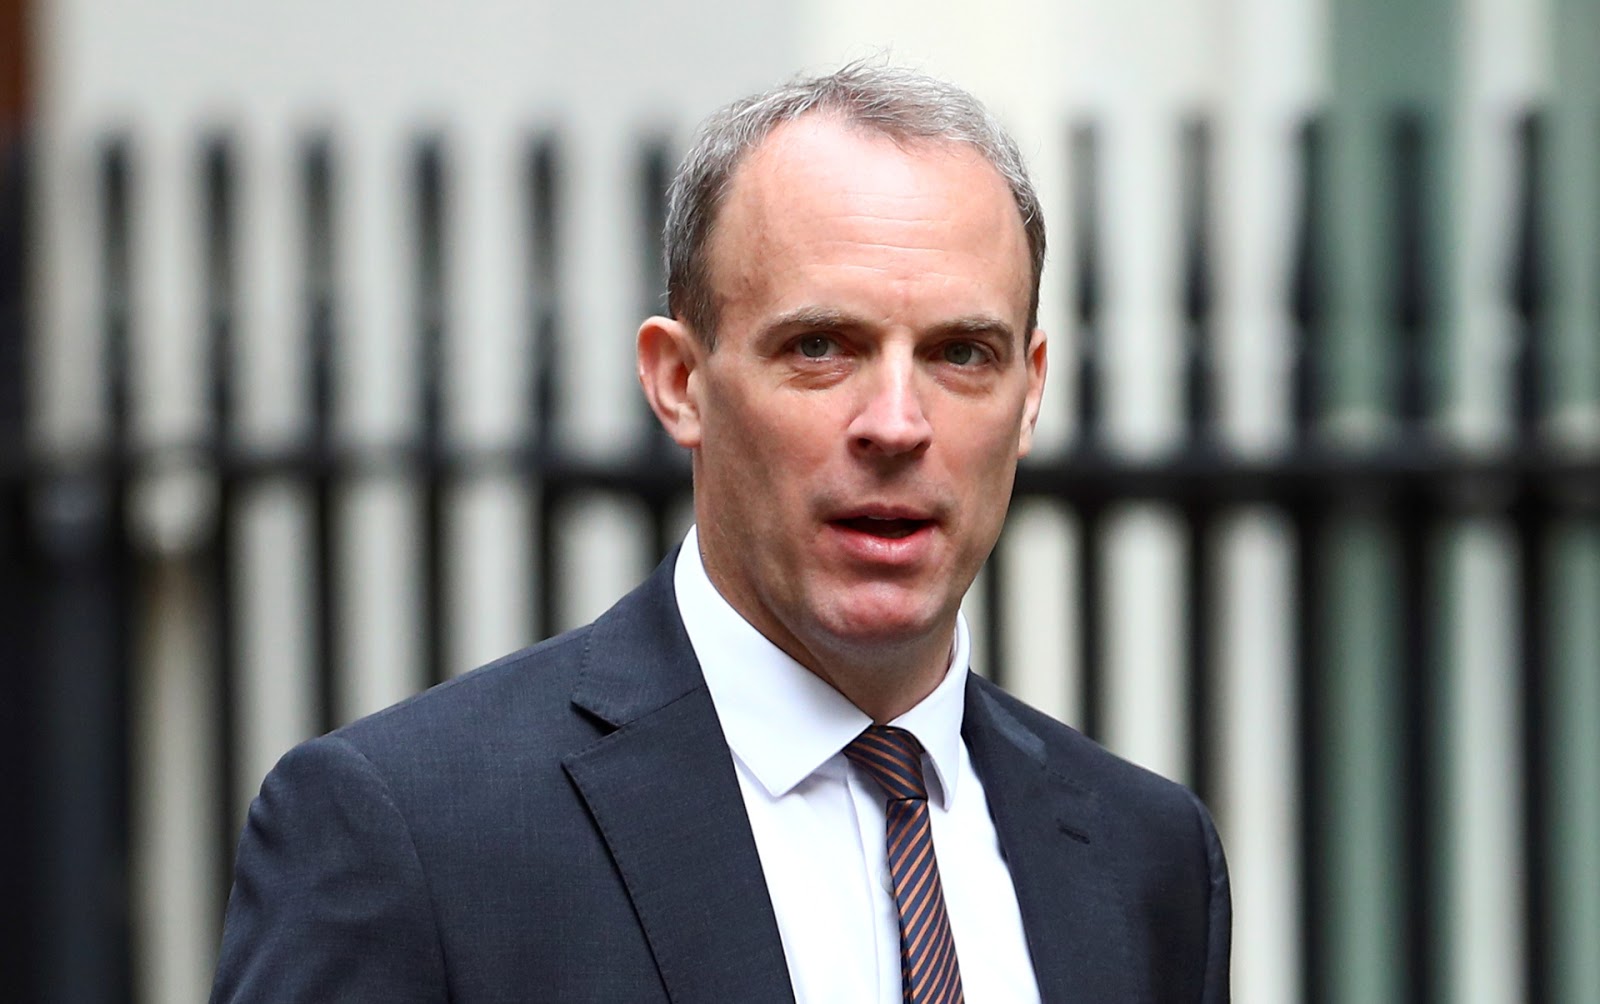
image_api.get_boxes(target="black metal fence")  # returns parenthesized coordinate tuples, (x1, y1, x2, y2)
(2, 112, 1597, 1003)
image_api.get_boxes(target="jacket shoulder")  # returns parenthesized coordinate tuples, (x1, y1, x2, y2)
(333, 623, 595, 755)
(968, 674, 1214, 830)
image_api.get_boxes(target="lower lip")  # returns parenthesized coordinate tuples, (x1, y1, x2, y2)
(825, 521, 937, 567)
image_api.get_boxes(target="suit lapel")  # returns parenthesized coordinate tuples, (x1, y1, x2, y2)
(562, 555, 795, 1004)
(962, 679, 1131, 1003)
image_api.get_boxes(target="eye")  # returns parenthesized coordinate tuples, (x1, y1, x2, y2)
(941, 341, 982, 366)
(798, 334, 835, 359)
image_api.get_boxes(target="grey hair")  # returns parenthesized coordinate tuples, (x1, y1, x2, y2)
(663, 61, 1047, 346)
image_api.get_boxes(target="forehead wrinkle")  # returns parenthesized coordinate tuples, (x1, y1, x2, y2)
(810, 235, 974, 254)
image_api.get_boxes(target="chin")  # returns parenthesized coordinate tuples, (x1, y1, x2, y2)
(812, 593, 948, 651)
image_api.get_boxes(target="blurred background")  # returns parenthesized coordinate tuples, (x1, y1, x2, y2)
(2, 0, 1598, 1002)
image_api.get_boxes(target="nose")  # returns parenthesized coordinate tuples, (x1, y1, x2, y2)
(847, 354, 932, 458)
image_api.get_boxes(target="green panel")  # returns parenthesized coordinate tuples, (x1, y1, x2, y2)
(1322, 517, 1407, 1004)
(1547, 3, 1600, 997)
(1322, 4, 1461, 1002)
(1325, 0, 1459, 430)
(1549, 525, 1600, 1004)
(1547, 0, 1600, 417)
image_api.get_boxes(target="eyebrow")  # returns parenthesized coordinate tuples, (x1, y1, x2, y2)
(930, 315, 1018, 347)
(761, 307, 1019, 348)
(762, 306, 858, 336)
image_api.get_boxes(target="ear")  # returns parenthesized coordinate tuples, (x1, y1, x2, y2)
(1017, 327, 1048, 457)
(637, 315, 705, 448)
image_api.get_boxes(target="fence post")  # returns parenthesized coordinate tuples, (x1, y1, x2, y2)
(0, 130, 38, 1004)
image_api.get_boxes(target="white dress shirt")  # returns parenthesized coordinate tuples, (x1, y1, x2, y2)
(675, 527, 1041, 1003)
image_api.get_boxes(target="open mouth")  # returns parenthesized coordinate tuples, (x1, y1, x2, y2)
(833, 516, 931, 540)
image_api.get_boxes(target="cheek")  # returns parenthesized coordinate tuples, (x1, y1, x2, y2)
(702, 394, 824, 507)
(951, 420, 1025, 503)
(723, 392, 831, 465)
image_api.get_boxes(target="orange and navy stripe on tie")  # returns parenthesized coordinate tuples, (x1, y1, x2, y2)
(844, 725, 965, 1004)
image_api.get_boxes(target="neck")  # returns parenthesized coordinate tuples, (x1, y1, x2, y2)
(795, 635, 954, 723)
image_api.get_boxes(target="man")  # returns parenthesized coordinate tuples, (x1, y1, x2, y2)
(212, 64, 1230, 1003)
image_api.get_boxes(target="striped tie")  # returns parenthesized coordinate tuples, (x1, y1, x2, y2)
(844, 726, 965, 1004)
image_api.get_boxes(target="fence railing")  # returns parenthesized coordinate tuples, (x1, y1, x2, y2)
(3, 111, 1598, 1003)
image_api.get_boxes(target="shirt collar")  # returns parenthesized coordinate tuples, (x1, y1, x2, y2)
(675, 526, 969, 809)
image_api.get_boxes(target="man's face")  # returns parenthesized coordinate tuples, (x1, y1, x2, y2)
(673, 115, 1046, 687)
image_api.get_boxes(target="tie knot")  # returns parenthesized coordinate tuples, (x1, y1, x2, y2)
(843, 725, 928, 801)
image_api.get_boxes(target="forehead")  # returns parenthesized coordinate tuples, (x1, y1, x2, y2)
(705, 116, 1031, 321)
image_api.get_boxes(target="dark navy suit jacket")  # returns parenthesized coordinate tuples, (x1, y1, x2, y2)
(211, 553, 1231, 1002)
